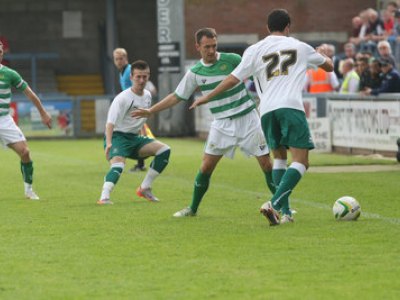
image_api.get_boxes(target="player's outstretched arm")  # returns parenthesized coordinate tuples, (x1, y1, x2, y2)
(189, 74, 240, 109)
(132, 93, 180, 118)
(23, 86, 52, 129)
(316, 45, 334, 72)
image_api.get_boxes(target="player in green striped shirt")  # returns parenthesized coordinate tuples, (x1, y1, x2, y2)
(132, 28, 275, 217)
(0, 41, 52, 200)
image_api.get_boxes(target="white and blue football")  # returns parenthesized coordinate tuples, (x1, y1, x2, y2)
(333, 196, 361, 221)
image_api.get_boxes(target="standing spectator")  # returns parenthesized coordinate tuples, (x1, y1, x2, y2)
(382, 9, 395, 37)
(0, 41, 52, 200)
(360, 8, 384, 55)
(357, 57, 373, 92)
(393, 9, 400, 66)
(368, 58, 383, 89)
(350, 9, 372, 48)
(0, 33, 11, 66)
(189, 10, 333, 225)
(336, 43, 356, 80)
(340, 58, 360, 93)
(388, 8, 400, 59)
(113, 48, 148, 172)
(305, 43, 339, 93)
(362, 58, 400, 95)
(305, 67, 338, 93)
(133, 28, 275, 218)
(97, 60, 171, 205)
(350, 16, 363, 40)
(377, 40, 397, 67)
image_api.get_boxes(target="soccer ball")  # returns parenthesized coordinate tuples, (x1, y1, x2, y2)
(333, 196, 361, 221)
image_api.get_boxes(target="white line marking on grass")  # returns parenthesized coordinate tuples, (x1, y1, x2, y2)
(188, 179, 400, 226)
(291, 198, 400, 225)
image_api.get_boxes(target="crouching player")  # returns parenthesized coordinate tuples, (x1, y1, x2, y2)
(97, 60, 170, 205)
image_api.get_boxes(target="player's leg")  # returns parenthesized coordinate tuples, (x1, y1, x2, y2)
(271, 146, 287, 190)
(98, 156, 126, 205)
(174, 153, 222, 217)
(175, 119, 232, 217)
(255, 155, 275, 194)
(236, 110, 275, 194)
(137, 158, 146, 170)
(8, 140, 39, 200)
(136, 140, 170, 202)
(259, 110, 290, 225)
(265, 109, 313, 222)
(98, 132, 130, 204)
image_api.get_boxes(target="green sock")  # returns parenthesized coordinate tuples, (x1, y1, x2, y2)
(150, 148, 170, 173)
(105, 167, 123, 184)
(264, 171, 276, 194)
(272, 168, 286, 188)
(190, 171, 211, 213)
(21, 161, 33, 184)
(271, 167, 302, 215)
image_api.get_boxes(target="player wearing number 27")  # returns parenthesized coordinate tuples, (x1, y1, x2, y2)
(191, 9, 333, 225)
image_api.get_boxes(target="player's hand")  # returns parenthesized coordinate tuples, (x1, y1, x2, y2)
(360, 88, 371, 96)
(132, 108, 151, 118)
(105, 144, 112, 161)
(40, 111, 52, 129)
(316, 44, 328, 56)
(189, 96, 208, 110)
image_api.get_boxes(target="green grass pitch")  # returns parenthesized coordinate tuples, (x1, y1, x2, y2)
(0, 138, 399, 299)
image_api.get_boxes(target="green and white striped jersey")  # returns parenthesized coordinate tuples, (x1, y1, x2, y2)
(0, 64, 27, 116)
(175, 52, 255, 120)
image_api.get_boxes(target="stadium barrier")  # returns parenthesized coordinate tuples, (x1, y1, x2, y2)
(12, 92, 400, 157)
(12, 94, 113, 138)
(196, 93, 400, 157)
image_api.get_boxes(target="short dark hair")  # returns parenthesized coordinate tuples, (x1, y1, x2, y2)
(130, 60, 149, 74)
(371, 58, 382, 67)
(267, 9, 291, 32)
(357, 57, 369, 65)
(195, 28, 217, 44)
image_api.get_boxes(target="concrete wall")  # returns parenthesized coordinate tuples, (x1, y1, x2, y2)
(1, 0, 378, 79)
(184, 0, 377, 58)
(0, 0, 157, 79)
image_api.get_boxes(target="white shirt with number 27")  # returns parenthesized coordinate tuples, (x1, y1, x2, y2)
(232, 35, 326, 117)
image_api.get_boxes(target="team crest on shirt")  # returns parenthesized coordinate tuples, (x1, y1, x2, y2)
(219, 64, 227, 71)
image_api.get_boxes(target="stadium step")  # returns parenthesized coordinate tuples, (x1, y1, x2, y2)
(56, 74, 105, 95)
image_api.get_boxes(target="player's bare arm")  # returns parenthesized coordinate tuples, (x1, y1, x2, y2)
(105, 123, 114, 160)
(23, 86, 52, 129)
(316, 45, 334, 72)
(132, 93, 181, 118)
(189, 74, 240, 109)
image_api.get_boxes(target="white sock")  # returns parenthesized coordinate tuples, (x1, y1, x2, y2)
(24, 182, 32, 193)
(141, 168, 160, 189)
(273, 159, 287, 170)
(100, 182, 114, 200)
(289, 162, 307, 176)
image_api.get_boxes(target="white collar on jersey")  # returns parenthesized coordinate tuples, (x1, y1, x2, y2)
(200, 52, 221, 67)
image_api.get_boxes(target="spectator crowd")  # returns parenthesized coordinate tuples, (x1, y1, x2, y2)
(304, 1, 400, 96)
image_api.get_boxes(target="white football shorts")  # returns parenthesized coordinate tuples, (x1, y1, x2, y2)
(0, 114, 26, 146)
(205, 109, 269, 159)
